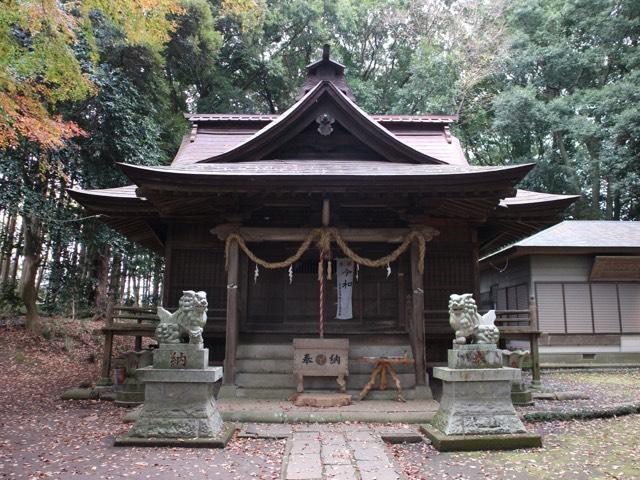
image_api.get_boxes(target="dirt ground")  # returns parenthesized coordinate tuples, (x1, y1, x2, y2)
(1, 318, 639, 479)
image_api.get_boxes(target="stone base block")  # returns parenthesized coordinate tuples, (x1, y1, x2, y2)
(115, 388, 145, 405)
(434, 366, 521, 383)
(126, 367, 225, 440)
(115, 423, 235, 448)
(420, 423, 542, 451)
(61, 388, 99, 400)
(511, 390, 534, 405)
(432, 367, 526, 435)
(449, 344, 502, 369)
(137, 366, 222, 383)
(153, 345, 209, 370)
(293, 393, 352, 407)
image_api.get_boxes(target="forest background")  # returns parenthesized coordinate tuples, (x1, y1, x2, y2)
(0, 0, 638, 332)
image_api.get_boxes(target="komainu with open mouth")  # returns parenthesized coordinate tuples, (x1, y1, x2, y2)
(156, 290, 208, 345)
(448, 293, 499, 345)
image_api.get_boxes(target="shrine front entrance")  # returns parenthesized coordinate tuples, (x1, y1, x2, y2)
(242, 244, 411, 336)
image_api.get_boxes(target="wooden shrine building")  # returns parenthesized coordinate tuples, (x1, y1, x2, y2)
(71, 46, 577, 399)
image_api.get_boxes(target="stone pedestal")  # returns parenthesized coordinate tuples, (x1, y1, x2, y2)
(432, 365, 525, 435)
(115, 344, 233, 448)
(424, 344, 541, 451)
(113, 349, 154, 406)
(502, 349, 534, 405)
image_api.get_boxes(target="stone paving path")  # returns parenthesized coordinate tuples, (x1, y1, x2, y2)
(282, 426, 406, 480)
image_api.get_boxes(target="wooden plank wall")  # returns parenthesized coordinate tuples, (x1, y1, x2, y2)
(423, 225, 477, 363)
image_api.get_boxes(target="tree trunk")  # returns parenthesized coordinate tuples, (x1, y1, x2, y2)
(152, 257, 162, 305)
(44, 229, 64, 311)
(0, 213, 16, 284)
(605, 178, 613, 220)
(584, 138, 601, 219)
(95, 245, 111, 313)
(132, 270, 140, 306)
(119, 260, 127, 301)
(35, 236, 51, 293)
(20, 214, 43, 333)
(10, 223, 23, 284)
(109, 252, 122, 301)
(553, 131, 580, 193)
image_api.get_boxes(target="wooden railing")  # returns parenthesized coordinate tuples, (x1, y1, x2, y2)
(494, 298, 541, 385)
(98, 303, 226, 385)
(98, 304, 158, 384)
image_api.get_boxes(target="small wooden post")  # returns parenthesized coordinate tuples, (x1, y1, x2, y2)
(529, 295, 541, 387)
(223, 239, 240, 386)
(410, 242, 426, 386)
(99, 301, 115, 385)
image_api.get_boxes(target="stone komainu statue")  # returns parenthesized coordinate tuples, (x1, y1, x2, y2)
(448, 293, 500, 345)
(155, 291, 208, 344)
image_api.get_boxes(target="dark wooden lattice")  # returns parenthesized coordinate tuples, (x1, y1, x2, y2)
(245, 243, 408, 333)
(168, 248, 226, 324)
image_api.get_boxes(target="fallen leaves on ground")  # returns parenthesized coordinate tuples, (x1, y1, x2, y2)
(0, 318, 284, 479)
(2, 317, 640, 479)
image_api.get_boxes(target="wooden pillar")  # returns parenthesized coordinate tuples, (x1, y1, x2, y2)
(529, 295, 542, 386)
(471, 228, 480, 302)
(161, 227, 173, 307)
(410, 242, 426, 386)
(223, 240, 239, 386)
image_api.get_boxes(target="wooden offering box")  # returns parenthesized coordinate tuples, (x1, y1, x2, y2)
(293, 338, 349, 393)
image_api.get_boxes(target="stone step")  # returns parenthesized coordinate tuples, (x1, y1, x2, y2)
(235, 372, 416, 390)
(235, 358, 415, 375)
(230, 387, 420, 401)
(236, 343, 413, 360)
(237, 344, 293, 359)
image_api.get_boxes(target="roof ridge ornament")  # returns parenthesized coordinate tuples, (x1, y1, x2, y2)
(296, 44, 356, 101)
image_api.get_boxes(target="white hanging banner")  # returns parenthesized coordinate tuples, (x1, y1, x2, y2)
(336, 258, 354, 320)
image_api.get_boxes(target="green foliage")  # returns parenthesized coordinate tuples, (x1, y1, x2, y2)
(0, 281, 22, 314)
(0, 0, 638, 317)
(489, 0, 640, 218)
(0, 0, 93, 148)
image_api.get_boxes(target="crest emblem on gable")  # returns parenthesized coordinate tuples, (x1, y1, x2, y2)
(316, 113, 335, 136)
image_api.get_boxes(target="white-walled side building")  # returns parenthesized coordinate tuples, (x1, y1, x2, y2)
(480, 221, 640, 366)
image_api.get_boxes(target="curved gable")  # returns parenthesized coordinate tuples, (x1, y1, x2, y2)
(197, 81, 445, 165)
